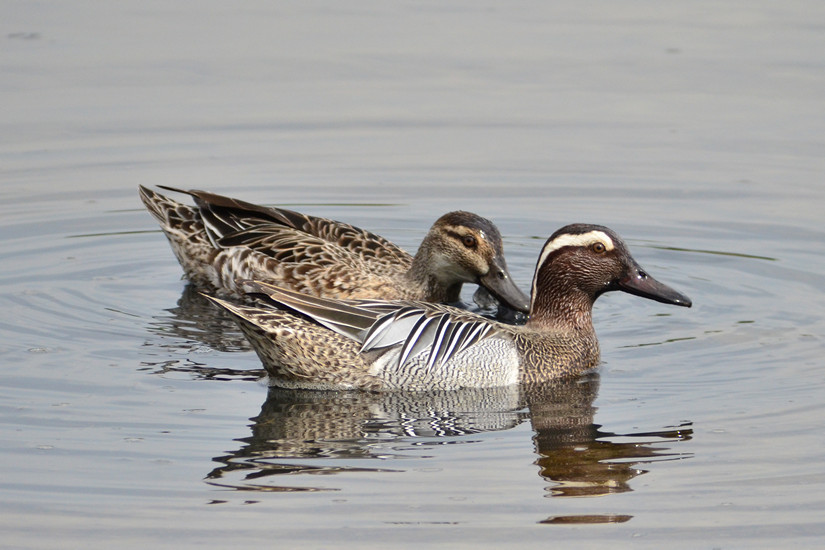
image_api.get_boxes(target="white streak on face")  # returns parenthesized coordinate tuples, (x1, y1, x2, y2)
(530, 230, 614, 302)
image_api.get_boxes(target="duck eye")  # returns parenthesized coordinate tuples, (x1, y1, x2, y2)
(591, 242, 606, 253)
(462, 235, 477, 248)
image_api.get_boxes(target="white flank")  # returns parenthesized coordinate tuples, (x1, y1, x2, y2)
(530, 230, 614, 300)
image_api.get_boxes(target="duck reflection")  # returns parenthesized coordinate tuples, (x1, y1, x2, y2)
(147, 284, 252, 351)
(524, 381, 692, 498)
(205, 372, 692, 499)
(141, 285, 263, 381)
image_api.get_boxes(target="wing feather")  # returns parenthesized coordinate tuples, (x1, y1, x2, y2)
(157, 186, 412, 269)
(360, 307, 422, 351)
(241, 281, 501, 372)
(398, 315, 438, 367)
(359, 305, 500, 370)
(244, 281, 381, 340)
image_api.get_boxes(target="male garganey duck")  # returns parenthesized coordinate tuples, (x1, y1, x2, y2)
(205, 224, 692, 391)
(139, 186, 529, 313)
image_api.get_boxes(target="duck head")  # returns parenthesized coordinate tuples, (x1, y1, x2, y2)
(528, 224, 691, 328)
(416, 211, 530, 313)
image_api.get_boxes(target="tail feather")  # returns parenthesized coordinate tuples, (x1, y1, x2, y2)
(138, 184, 173, 226)
(158, 185, 301, 235)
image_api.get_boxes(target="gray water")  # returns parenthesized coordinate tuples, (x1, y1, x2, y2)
(2, 2, 825, 549)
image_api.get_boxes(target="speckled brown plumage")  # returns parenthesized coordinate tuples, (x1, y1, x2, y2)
(139, 185, 529, 312)
(511, 328, 600, 384)
(208, 297, 387, 391)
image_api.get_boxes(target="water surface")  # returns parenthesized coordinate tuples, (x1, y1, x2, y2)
(2, 2, 825, 549)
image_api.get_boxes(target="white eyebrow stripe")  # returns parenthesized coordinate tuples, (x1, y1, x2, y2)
(530, 230, 614, 300)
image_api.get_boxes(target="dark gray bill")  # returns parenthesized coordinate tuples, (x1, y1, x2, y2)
(478, 258, 531, 313)
(616, 263, 692, 308)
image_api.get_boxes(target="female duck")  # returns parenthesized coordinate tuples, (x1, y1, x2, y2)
(139, 186, 529, 313)
(206, 224, 692, 391)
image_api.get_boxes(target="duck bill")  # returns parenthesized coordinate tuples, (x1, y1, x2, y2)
(478, 257, 531, 313)
(616, 262, 692, 308)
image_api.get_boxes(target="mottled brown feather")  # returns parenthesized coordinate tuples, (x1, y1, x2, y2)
(139, 185, 529, 311)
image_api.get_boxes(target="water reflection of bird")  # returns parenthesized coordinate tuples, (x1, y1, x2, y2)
(528, 379, 693, 498)
(148, 284, 252, 351)
(141, 284, 261, 381)
(205, 373, 692, 502)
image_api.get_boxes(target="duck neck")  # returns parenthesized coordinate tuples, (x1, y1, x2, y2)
(526, 284, 596, 336)
(406, 240, 464, 302)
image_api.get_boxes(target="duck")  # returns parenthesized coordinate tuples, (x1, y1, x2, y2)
(204, 223, 692, 391)
(138, 185, 529, 313)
